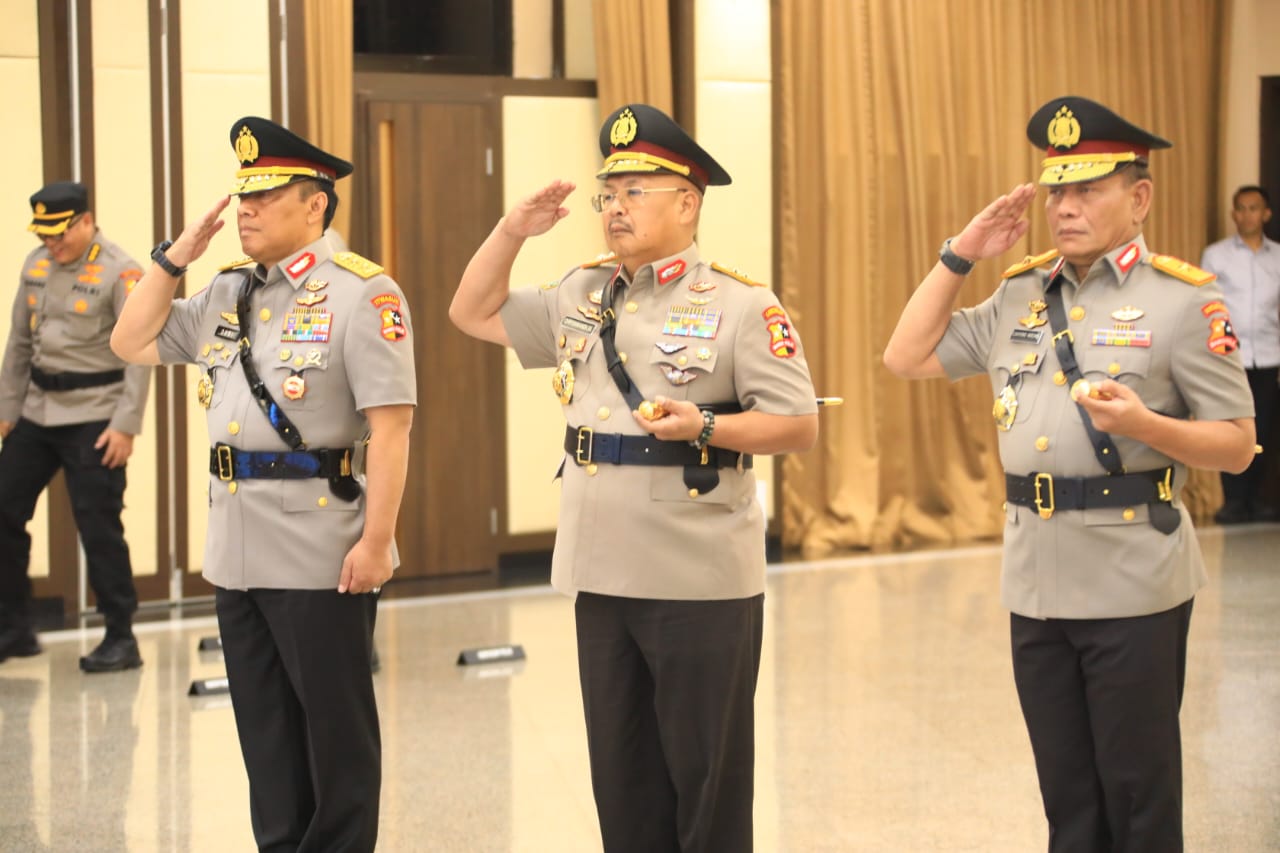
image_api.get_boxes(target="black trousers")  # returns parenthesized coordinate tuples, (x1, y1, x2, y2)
(1011, 600, 1193, 853)
(574, 591, 764, 853)
(1221, 366, 1279, 510)
(0, 418, 135, 631)
(216, 587, 381, 853)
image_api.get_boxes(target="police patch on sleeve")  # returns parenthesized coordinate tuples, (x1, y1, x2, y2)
(1201, 300, 1239, 355)
(762, 306, 797, 358)
(371, 293, 408, 342)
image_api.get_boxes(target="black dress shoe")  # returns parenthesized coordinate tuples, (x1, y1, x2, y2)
(0, 623, 42, 663)
(1214, 501, 1251, 525)
(80, 635, 143, 673)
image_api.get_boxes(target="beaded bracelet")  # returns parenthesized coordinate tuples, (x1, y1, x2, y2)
(690, 409, 716, 450)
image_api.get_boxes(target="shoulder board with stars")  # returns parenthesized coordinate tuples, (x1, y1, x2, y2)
(218, 256, 255, 272)
(1149, 254, 1216, 287)
(333, 251, 385, 279)
(1001, 248, 1060, 280)
(580, 252, 618, 270)
(710, 262, 766, 287)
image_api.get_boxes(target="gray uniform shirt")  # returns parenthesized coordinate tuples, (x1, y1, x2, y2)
(0, 233, 151, 433)
(502, 243, 817, 601)
(155, 235, 417, 590)
(937, 235, 1254, 619)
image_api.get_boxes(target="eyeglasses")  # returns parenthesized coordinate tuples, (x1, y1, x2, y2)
(590, 186, 687, 213)
(37, 214, 84, 243)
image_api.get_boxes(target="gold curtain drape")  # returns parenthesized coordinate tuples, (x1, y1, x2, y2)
(303, 0, 354, 241)
(776, 0, 1232, 556)
(592, 0, 673, 114)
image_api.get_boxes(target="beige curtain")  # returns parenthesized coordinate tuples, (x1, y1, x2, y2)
(776, 0, 1232, 556)
(303, 0, 354, 240)
(592, 0, 673, 114)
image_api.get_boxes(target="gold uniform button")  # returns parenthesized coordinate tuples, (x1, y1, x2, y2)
(677, 355, 688, 366)
(1122, 507, 1136, 521)
(1035, 436, 1049, 451)
(586, 463, 598, 476)
(619, 352, 628, 364)
(294, 356, 305, 367)
(317, 497, 329, 507)
(625, 301, 639, 313)
(228, 421, 240, 435)
(688, 488, 700, 498)
(1053, 370, 1067, 386)
(597, 406, 610, 420)
(228, 482, 238, 494)
(201, 344, 212, 357)
(1108, 362, 1121, 376)
(259, 308, 271, 323)
(1069, 306, 1085, 321)
(557, 334, 566, 348)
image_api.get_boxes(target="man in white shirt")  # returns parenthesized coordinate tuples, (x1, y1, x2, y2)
(1201, 185, 1280, 523)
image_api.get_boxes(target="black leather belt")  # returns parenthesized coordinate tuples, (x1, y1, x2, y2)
(1005, 467, 1173, 519)
(564, 426, 752, 469)
(30, 366, 125, 391)
(210, 443, 353, 482)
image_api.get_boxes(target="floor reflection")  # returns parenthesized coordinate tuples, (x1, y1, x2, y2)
(0, 526, 1276, 851)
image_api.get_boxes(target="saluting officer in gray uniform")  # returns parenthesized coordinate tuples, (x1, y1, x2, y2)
(112, 117, 416, 852)
(0, 181, 150, 671)
(885, 97, 1256, 851)
(452, 104, 818, 852)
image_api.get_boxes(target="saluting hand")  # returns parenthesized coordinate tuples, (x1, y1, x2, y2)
(499, 180, 576, 240)
(167, 195, 231, 269)
(950, 183, 1038, 261)
(95, 427, 135, 468)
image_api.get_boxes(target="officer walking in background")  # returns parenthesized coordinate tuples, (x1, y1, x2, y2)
(884, 97, 1256, 850)
(111, 117, 416, 851)
(0, 181, 150, 671)
(1200, 185, 1280, 523)
(451, 104, 818, 851)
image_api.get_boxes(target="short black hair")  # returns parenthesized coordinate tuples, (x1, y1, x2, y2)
(1232, 184, 1271, 209)
(295, 178, 339, 230)
(1115, 159, 1152, 185)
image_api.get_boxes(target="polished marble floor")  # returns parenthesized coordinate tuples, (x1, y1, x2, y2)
(1, 524, 1278, 852)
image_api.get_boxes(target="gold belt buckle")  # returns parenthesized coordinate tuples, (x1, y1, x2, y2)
(1157, 467, 1173, 502)
(216, 445, 235, 481)
(1033, 472, 1055, 520)
(575, 427, 594, 465)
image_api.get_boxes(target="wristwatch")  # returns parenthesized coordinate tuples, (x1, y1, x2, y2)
(151, 240, 188, 278)
(938, 237, 975, 276)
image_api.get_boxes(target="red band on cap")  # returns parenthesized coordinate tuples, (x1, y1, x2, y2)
(1045, 140, 1150, 160)
(613, 141, 709, 188)
(249, 155, 336, 180)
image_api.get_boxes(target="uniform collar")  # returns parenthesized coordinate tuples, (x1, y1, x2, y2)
(1231, 233, 1276, 253)
(1052, 234, 1147, 289)
(627, 243, 700, 290)
(264, 234, 334, 289)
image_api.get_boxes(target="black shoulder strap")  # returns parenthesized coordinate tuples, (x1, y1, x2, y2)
(1043, 273, 1123, 474)
(597, 266, 646, 411)
(234, 271, 307, 450)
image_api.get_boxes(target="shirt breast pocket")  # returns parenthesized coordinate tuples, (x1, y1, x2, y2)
(991, 342, 1050, 426)
(648, 342, 719, 399)
(271, 347, 331, 411)
(64, 291, 110, 335)
(1080, 348, 1152, 390)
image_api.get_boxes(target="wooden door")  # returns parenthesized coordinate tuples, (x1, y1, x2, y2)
(359, 97, 506, 582)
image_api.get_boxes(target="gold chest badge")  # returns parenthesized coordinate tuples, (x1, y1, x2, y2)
(552, 360, 575, 404)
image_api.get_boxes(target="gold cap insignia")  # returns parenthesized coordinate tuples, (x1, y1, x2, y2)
(34, 202, 46, 215)
(1046, 106, 1081, 150)
(234, 126, 260, 164)
(609, 108, 638, 147)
